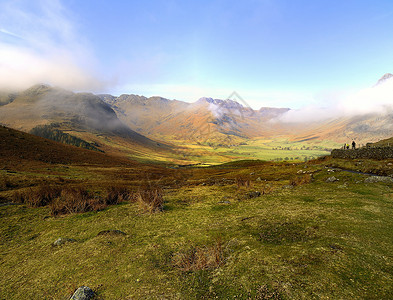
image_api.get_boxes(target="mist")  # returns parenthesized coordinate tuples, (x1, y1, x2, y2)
(0, 0, 104, 92)
(277, 75, 393, 123)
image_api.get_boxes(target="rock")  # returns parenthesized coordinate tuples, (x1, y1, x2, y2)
(218, 200, 231, 204)
(364, 176, 393, 183)
(70, 286, 94, 300)
(256, 177, 262, 181)
(53, 237, 76, 246)
(326, 176, 339, 183)
(283, 185, 294, 189)
(245, 191, 261, 199)
(250, 172, 255, 175)
(97, 230, 126, 236)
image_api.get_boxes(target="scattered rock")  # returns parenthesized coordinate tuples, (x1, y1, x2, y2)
(326, 176, 339, 183)
(250, 172, 255, 175)
(201, 183, 206, 186)
(70, 286, 94, 300)
(364, 176, 393, 183)
(97, 230, 127, 236)
(218, 200, 231, 204)
(283, 185, 294, 189)
(53, 237, 76, 246)
(245, 191, 261, 199)
(256, 177, 262, 181)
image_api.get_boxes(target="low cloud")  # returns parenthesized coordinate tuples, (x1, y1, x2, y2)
(277, 77, 393, 123)
(0, 0, 105, 92)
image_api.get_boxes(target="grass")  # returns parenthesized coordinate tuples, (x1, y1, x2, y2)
(1, 158, 393, 298)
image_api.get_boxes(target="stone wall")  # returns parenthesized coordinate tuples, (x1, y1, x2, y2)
(331, 147, 393, 160)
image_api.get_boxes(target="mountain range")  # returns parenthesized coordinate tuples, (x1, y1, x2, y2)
(0, 74, 393, 163)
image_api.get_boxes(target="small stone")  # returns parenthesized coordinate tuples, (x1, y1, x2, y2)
(218, 200, 231, 204)
(283, 185, 294, 189)
(250, 172, 255, 175)
(256, 177, 262, 181)
(326, 176, 339, 183)
(70, 286, 94, 300)
(53, 237, 76, 246)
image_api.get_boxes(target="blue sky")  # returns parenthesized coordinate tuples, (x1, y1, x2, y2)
(1, 0, 393, 109)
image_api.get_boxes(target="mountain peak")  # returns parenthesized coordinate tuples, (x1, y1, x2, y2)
(376, 73, 393, 86)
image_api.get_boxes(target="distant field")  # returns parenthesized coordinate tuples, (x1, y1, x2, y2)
(166, 138, 342, 165)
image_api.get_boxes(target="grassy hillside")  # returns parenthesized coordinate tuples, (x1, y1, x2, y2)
(1, 140, 393, 298)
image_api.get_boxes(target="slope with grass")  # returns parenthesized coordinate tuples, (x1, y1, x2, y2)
(1, 153, 393, 298)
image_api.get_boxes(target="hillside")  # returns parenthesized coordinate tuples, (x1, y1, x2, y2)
(0, 125, 136, 167)
(0, 85, 183, 163)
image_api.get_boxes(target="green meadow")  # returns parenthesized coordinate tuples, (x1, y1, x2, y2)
(1, 158, 393, 299)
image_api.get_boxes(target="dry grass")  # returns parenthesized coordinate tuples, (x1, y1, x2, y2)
(172, 239, 225, 272)
(134, 187, 164, 213)
(12, 186, 62, 207)
(236, 177, 252, 188)
(49, 187, 104, 216)
(104, 185, 132, 205)
(290, 174, 312, 186)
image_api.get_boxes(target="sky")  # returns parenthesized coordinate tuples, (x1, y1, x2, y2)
(1, 0, 393, 111)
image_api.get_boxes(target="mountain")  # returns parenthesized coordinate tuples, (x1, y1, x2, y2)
(99, 94, 290, 145)
(0, 85, 172, 160)
(375, 73, 393, 86)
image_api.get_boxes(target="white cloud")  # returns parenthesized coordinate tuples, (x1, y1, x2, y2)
(0, 0, 104, 91)
(277, 77, 393, 123)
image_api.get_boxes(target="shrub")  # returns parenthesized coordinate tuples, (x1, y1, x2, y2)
(172, 239, 225, 272)
(133, 187, 164, 213)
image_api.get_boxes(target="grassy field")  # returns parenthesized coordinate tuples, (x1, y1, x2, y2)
(1, 157, 393, 299)
(160, 138, 342, 165)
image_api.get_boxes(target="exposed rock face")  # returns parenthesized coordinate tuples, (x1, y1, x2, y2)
(331, 147, 393, 160)
(70, 286, 94, 300)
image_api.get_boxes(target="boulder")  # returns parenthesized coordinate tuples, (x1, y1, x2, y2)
(70, 286, 94, 300)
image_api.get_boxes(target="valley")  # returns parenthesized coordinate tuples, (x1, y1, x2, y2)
(1, 79, 393, 299)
